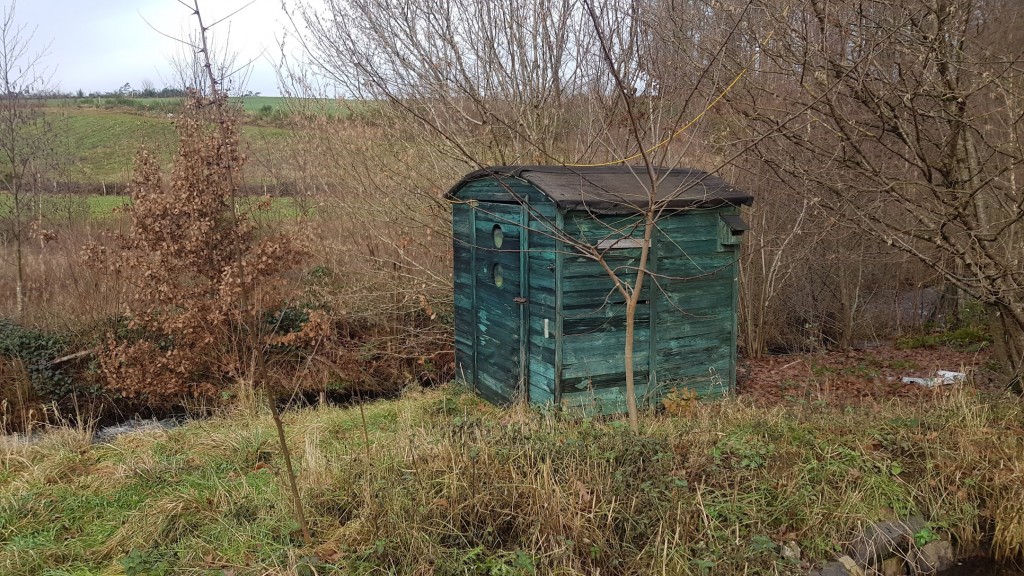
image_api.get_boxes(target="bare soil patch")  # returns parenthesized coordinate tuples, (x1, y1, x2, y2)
(739, 344, 996, 405)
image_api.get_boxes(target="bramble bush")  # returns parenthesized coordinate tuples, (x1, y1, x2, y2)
(0, 319, 72, 400)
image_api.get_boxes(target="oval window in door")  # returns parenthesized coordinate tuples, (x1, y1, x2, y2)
(492, 224, 504, 248)
(492, 263, 504, 288)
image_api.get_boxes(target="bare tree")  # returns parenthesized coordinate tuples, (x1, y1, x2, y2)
(725, 0, 1024, 386)
(738, 191, 816, 356)
(0, 0, 51, 316)
(288, 0, 760, 430)
(150, 2, 252, 96)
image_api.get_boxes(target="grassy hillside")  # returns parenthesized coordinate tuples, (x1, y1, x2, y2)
(0, 192, 305, 222)
(58, 109, 176, 184)
(2, 385, 1022, 575)
(45, 96, 296, 115)
(0, 96, 370, 187)
(25, 97, 296, 184)
(42, 108, 293, 185)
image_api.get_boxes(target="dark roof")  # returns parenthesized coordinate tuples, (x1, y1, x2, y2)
(448, 165, 753, 213)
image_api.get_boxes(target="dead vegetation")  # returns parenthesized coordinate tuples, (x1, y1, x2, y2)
(2, 385, 1023, 575)
(86, 91, 302, 406)
(741, 344, 994, 405)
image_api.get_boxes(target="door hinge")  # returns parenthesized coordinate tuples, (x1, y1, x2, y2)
(514, 296, 527, 304)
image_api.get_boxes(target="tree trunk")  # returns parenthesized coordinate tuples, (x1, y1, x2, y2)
(988, 303, 1024, 391)
(622, 209, 657, 434)
(623, 297, 639, 432)
(15, 238, 23, 314)
(13, 186, 23, 315)
(267, 390, 313, 547)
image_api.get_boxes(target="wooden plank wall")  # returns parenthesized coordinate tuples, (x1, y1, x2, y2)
(453, 177, 557, 405)
(473, 202, 524, 404)
(452, 202, 476, 388)
(557, 209, 740, 413)
(652, 209, 739, 398)
(558, 213, 652, 413)
(526, 200, 559, 405)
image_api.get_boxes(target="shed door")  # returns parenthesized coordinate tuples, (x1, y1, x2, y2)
(472, 202, 527, 404)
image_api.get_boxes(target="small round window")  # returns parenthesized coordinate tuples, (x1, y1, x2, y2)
(492, 263, 504, 287)
(492, 224, 504, 248)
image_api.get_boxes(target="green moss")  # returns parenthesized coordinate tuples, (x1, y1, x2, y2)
(897, 326, 992, 351)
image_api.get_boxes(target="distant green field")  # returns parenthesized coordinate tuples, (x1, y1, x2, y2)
(0, 193, 306, 221)
(237, 96, 288, 113)
(0, 193, 128, 220)
(58, 110, 177, 183)
(44, 95, 342, 116)
(237, 96, 369, 117)
(5, 95, 374, 191)
(37, 108, 293, 184)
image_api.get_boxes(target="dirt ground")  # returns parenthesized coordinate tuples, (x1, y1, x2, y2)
(738, 344, 999, 405)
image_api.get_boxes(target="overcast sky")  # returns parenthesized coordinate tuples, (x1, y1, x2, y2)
(14, 0, 289, 96)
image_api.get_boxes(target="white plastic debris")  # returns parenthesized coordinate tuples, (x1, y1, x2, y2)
(901, 371, 967, 388)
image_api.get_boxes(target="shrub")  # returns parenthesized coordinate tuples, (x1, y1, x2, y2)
(89, 91, 303, 407)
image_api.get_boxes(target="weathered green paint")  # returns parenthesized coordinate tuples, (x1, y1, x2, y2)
(470, 203, 479, 389)
(473, 201, 525, 404)
(450, 172, 748, 413)
(527, 198, 559, 404)
(519, 202, 530, 401)
(554, 210, 565, 405)
(648, 223, 659, 393)
(451, 202, 477, 386)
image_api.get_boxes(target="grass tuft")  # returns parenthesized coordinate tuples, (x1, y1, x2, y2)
(1, 385, 1022, 574)
(897, 326, 992, 352)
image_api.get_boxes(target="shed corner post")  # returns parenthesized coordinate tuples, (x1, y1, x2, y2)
(730, 209, 741, 395)
(469, 200, 479, 392)
(553, 210, 565, 406)
(648, 227, 658, 404)
(519, 202, 530, 404)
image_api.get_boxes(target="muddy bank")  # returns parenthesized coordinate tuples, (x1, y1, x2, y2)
(940, 557, 1024, 575)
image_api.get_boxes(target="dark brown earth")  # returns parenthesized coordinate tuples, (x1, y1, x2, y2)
(739, 344, 1023, 576)
(940, 557, 1024, 575)
(738, 344, 998, 405)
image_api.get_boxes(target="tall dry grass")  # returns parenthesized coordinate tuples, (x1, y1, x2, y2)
(2, 385, 1022, 574)
(259, 118, 459, 385)
(0, 358, 37, 434)
(0, 216, 127, 331)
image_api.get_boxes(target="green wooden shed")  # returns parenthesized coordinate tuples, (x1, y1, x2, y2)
(449, 165, 753, 413)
